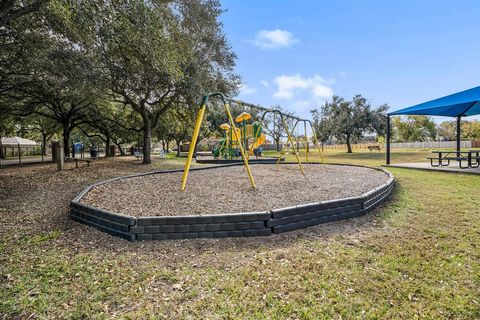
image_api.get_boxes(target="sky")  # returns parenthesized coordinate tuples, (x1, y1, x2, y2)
(220, 0, 480, 121)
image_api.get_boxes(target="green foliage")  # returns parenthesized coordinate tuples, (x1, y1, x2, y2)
(461, 120, 480, 140)
(0, 111, 17, 139)
(0, 2, 104, 156)
(156, 106, 197, 156)
(50, 0, 239, 163)
(394, 118, 480, 143)
(312, 95, 388, 153)
(392, 115, 437, 142)
(311, 107, 330, 144)
(1, 0, 239, 162)
(0, 0, 47, 26)
(437, 120, 456, 141)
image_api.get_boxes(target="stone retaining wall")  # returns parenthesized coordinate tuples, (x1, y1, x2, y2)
(70, 163, 395, 241)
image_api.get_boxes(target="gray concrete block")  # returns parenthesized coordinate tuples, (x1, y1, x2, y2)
(70, 202, 135, 225)
(243, 228, 272, 237)
(71, 214, 135, 241)
(269, 204, 362, 227)
(71, 209, 129, 233)
(137, 234, 152, 241)
(273, 209, 365, 234)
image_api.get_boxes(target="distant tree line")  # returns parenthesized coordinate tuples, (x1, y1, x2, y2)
(391, 116, 480, 143)
(311, 98, 480, 152)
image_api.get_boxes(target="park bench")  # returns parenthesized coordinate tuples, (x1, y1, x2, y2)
(65, 157, 92, 168)
(367, 145, 381, 152)
(133, 151, 143, 160)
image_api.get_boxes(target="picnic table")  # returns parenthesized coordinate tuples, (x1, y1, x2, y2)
(427, 150, 480, 169)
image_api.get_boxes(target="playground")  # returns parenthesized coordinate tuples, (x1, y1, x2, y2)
(62, 93, 394, 241)
(2, 0, 479, 317)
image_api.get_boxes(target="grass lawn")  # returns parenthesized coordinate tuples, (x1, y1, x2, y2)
(1, 150, 479, 319)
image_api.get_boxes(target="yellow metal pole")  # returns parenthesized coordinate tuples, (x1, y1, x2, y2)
(225, 103, 256, 188)
(281, 116, 305, 175)
(311, 129, 325, 165)
(276, 143, 284, 167)
(181, 103, 207, 191)
(304, 121, 309, 163)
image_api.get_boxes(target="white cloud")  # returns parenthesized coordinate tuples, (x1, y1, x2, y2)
(273, 74, 334, 101)
(239, 83, 257, 96)
(260, 80, 270, 88)
(271, 74, 335, 117)
(251, 29, 298, 50)
(312, 83, 333, 99)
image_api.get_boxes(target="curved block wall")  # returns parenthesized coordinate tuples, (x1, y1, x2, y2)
(70, 163, 395, 241)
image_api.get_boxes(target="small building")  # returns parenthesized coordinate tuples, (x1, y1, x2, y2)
(1, 136, 39, 158)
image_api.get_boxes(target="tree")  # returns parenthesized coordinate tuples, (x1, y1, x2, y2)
(0, 4, 52, 106)
(16, 45, 101, 156)
(313, 95, 388, 153)
(0, 110, 17, 159)
(262, 106, 295, 151)
(52, 0, 239, 164)
(17, 115, 59, 155)
(0, 0, 47, 26)
(392, 115, 437, 142)
(1, 3, 103, 156)
(2, 0, 238, 163)
(80, 103, 142, 156)
(437, 121, 456, 141)
(311, 107, 331, 147)
(462, 120, 480, 140)
(161, 107, 196, 157)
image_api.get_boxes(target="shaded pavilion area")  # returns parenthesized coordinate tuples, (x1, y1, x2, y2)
(385, 86, 480, 174)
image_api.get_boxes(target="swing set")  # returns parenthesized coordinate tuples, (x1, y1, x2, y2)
(181, 92, 325, 191)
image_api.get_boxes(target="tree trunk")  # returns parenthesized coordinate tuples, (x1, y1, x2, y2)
(42, 133, 47, 156)
(162, 140, 166, 151)
(166, 140, 169, 152)
(346, 135, 352, 153)
(0, 132, 3, 159)
(63, 123, 70, 157)
(176, 140, 181, 157)
(275, 137, 280, 151)
(105, 136, 111, 157)
(142, 118, 152, 164)
(115, 142, 125, 155)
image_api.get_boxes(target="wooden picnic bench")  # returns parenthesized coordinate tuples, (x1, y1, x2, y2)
(65, 157, 93, 168)
(367, 145, 381, 152)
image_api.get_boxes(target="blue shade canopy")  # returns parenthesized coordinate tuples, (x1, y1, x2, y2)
(389, 86, 480, 117)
